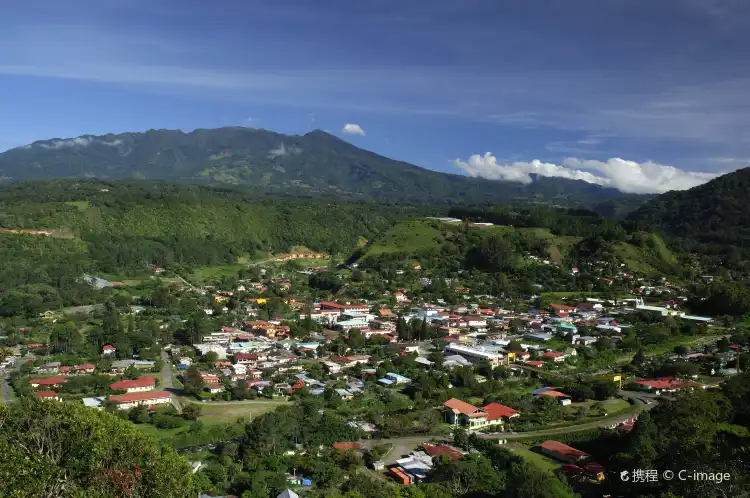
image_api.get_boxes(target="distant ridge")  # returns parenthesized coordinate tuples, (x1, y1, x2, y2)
(0, 126, 644, 208)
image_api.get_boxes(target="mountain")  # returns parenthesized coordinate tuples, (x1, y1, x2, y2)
(628, 167, 750, 248)
(0, 127, 644, 208)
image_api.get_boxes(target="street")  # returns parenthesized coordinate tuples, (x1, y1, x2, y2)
(160, 350, 174, 389)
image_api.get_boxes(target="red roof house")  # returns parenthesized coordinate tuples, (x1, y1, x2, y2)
(482, 402, 520, 421)
(422, 444, 463, 461)
(109, 376, 156, 393)
(29, 376, 66, 387)
(34, 391, 61, 400)
(550, 304, 576, 312)
(539, 440, 591, 464)
(108, 391, 172, 409)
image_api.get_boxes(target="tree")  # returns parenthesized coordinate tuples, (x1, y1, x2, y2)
(347, 328, 365, 350)
(183, 365, 205, 396)
(182, 404, 202, 421)
(128, 405, 151, 424)
(631, 347, 646, 365)
(452, 427, 469, 450)
(0, 399, 197, 497)
(203, 351, 219, 364)
(673, 344, 688, 356)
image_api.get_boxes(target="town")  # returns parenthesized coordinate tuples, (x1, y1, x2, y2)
(2, 246, 747, 498)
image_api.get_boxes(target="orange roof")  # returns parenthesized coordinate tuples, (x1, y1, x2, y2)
(482, 402, 520, 420)
(34, 391, 59, 398)
(538, 390, 569, 398)
(443, 398, 486, 417)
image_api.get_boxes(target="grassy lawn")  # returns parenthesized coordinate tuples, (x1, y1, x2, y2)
(565, 398, 630, 416)
(64, 201, 91, 211)
(132, 423, 185, 442)
(190, 264, 245, 283)
(188, 400, 290, 424)
(506, 443, 561, 472)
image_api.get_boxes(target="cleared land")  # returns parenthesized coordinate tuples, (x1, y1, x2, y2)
(506, 443, 561, 472)
(187, 399, 291, 424)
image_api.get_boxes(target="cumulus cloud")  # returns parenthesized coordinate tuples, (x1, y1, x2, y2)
(454, 153, 719, 194)
(342, 123, 365, 136)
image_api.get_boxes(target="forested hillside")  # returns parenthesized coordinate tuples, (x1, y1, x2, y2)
(356, 210, 682, 277)
(0, 180, 426, 315)
(0, 127, 646, 208)
(629, 167, 750, 250)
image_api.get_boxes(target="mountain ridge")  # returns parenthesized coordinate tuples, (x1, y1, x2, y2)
(1, 126, 645, 208)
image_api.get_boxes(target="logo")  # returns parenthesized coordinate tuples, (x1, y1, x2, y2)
(620, 470, 630, 481)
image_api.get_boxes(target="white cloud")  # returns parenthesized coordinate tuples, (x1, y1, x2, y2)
(37, 137, 93, 149)
(342, 123, 365, 136)
(268, 142, 302, 159)
(454, 153, 719, 194)
(35, 136, 122, 149)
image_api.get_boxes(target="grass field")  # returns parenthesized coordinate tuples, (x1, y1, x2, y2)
(364, 219, 445, 256)
(506, 443, 561, 472)
(132, 423, 185, 441)
(187, 399, 291, 424)
(565, 398, 630, 416)
(190, 264, 245, 282)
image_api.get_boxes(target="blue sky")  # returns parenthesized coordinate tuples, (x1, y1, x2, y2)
(1, 0, 749, 193)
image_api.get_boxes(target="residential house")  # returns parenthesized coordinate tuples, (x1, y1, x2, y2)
(34, 391, 61, 401)
(444, 343, 503, 367)
(109, 376, 156, 393)
(378, 372, 412, 385)
(102, 345, 116, 355)
(204, 383, 224, 394)
(29, 376, 66, 388)
(108, 391, 172, 410)
(542, 351, 567, 363)
(443, 398, 497, 432)
(75, 363, 96, 374)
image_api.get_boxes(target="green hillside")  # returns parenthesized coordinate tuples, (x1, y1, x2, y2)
(0, 180, 425, 316)
(358, 217, 681, 279)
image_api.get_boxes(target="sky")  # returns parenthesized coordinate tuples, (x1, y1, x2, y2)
(2, 0, 750, 194)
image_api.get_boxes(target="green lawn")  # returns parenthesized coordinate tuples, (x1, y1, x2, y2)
(190, 264, 245, 283)
(506, 443, 561, 472)
(187, 400, 291, 424)
(132, 423, 185, 442)
(565, 398, 630, 416)
(64, 201, 91, 211)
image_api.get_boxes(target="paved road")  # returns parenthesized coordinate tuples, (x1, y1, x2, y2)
(160, 350, 174, 389)
(1, 355, 30, 404)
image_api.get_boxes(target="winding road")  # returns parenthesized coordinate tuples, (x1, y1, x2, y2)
(359, 390, 657, 462)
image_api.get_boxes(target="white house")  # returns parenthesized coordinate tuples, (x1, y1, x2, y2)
(108, 391, 172, 410)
